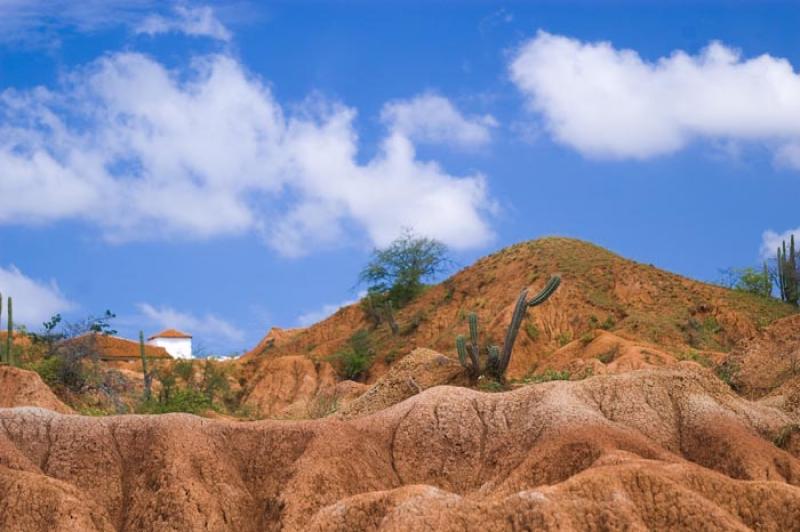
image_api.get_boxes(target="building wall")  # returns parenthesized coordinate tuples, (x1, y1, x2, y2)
(149, 337, 192, 359)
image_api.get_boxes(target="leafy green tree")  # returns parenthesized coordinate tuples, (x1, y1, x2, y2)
(721, 264, 772, 297)
(359, 229, 451, 308)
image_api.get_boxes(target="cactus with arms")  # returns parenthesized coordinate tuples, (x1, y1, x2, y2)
(455, 275, 561, 381)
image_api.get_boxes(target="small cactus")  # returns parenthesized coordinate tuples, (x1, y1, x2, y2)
(139, 331, 152, 401)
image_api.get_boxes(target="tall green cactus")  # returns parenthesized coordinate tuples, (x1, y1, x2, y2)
(139, 331, 152, 401)
(455, 275, 561, 381)
(498, 276, 561, 377)
(6, 297, 13, 366)
(778, 236, 799, 306)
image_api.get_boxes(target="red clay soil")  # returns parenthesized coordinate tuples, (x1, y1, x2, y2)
(241, 238, 796, 388)
(722, 314, 800, 398)
(0, 366, 73, 414)
(2, 366, 800, 531)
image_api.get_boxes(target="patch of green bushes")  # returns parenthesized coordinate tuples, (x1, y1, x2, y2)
(329, 330, 374, 380)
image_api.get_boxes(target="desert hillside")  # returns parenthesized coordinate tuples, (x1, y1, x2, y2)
(241, 238, 795, 389)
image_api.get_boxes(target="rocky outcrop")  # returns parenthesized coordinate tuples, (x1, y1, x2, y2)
(1, 367, 799, 530)
(337, 348, 467, 419)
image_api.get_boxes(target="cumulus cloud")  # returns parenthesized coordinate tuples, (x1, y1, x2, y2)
(0, 52, 493, 256)
(137, 303, 244, 343)
(510, 31, 800, 164)
(136, 5, 231, 41)
(0, 266, 74, 326)
(381, 93, 497, 148)
(296, 291, 364, 327)
(761, 227, 800, 260)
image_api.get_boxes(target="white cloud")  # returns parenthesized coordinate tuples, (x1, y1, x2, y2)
(0, 1, 159, 45)
(381, 93, 497, 148)
(0, 52, 494, 255)
(0, 266, 74, 326)
(137, 303, 244, 343)
(510, 31, 800, 164)
(296, 291, 364, 327)
(136, 5, 231, 41)
(761, 227, 800, 260)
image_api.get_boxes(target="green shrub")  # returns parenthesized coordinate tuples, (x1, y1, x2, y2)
(524, 322, 540, 341)
(557, 331, 573, 346)
(29, 356, 62, 387)
(597, 345, 620, 364)
(329, 330, 374, 380)
(138, 388, 212, 415)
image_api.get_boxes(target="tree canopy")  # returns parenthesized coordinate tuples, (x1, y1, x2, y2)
(359, 230, 451, 307)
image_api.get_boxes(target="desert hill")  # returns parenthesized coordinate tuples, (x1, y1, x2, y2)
(1, 366, 799, 530)
(241, 238, 795, 394)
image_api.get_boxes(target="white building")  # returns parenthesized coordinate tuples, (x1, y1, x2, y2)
(148, 329, 193, 359)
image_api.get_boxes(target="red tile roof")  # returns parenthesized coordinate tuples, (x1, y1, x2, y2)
(64, 334, 171, 360)
(148, 328, 192, 340)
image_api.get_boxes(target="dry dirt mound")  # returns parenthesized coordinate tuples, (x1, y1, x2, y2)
(243, 238, 795, 385)
(534, 330, 726, 380)
(0, 366, 72, 414)
(338, 348, 467, 419)
(2, 367, 800, 530)
(241, 355, 338, 417)
(722, 314, 800, 399)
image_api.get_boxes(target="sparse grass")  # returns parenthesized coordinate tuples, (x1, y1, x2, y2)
(522, 369, 571, 384)
(557, 331, 573, 346)
(579, 331, 595, 346)
(477, 379, 505, 392)
(525, 322, 540, 341)
(306, 393, 339, 419)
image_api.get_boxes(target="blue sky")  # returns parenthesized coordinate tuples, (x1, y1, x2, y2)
(1, 1, 799, 354)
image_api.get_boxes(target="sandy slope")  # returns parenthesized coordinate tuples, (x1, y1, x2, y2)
(2, 366, 799, 531)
